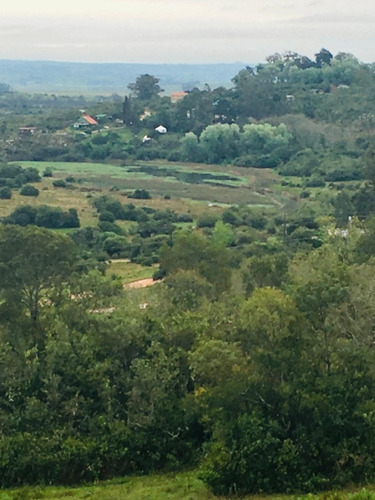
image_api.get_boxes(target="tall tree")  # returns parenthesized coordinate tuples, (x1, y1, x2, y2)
(122, 96, 135, 125)
(0, 225, 77, 324)
(315, 48, 333, 68)
(128, 74, 163, 100)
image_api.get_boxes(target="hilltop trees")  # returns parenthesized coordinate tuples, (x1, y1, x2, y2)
(128, 74, 163, 100)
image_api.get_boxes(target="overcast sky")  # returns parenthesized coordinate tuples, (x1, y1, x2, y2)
(1, 0, 374, 64)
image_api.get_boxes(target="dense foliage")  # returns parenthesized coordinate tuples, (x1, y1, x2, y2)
(3, 205, 80, 229)
(0, 207, 375, 493)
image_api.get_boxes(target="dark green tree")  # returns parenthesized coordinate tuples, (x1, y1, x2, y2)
(315, 48, 333, 68)
(128, 74, 163, 100)
(0, 225, 77, 323)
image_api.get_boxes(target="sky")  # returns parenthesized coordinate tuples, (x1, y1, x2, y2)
(1, 0, 375, 64)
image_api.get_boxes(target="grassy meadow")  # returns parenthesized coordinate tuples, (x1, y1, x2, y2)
(16, 160, 284, 206)
(1, 472, 375, 500)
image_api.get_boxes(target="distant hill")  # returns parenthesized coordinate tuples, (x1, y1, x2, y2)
(0, 60, 249, 95)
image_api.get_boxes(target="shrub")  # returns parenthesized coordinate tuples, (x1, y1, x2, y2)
(61, 208, 80, 228)
(3, 205, 37, 226)
(93, 196, 125, 219)
(305, 176, 325, 188)
(19, 184, 39, 197)
(99, 210, 116, 223)
(43, 167, 53, 177)
(300, 190, 310, 198)
(98, 221, 124, 235)
(128, 189, 151, 199)
(103, 236, 129, 257)
(153, 268, 167, 280)
(177, 213, 194, 223)
(53, 180, 67, 188)
(197, 213, 219, 228)
(0, 186, 12, 199)
(35, 206, 63, 228)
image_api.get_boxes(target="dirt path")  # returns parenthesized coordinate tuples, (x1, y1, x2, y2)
(124, 278, 158, 290)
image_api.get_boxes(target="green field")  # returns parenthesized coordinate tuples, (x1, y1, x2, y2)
(16, 160, 284, 206)
(107, 259, 157, 282)
(1, 472, 374, 500)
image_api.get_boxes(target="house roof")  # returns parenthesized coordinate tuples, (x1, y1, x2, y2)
(82, 115, 98, 125)
(170, 91, 188, 103)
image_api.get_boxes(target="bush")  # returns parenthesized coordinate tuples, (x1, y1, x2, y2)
(19, 184, 39, 197)
(3, 205, 37, 226)
(177, 213, 194, 223)
(99, 210, 116, 223)
(128, 189, 151, 199)
(103, 235, 129, 257)
(305, 176, 325, 188)
(4, 205, 80, 229)
(197, 213, 219, 228)
(43, 167, 53, 177)
(93, 196, 125, 219)
(0, 186, 12, 199)
(53, 179, 67, 188)
(98, 221, 124, 235)
(61, 208, 80, 228)
(153, 268, 167, 280)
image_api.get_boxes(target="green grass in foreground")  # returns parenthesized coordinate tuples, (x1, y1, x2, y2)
(1, 472, 375, 500)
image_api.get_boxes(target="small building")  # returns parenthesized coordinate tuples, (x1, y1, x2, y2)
(155, 125, 167, 134)
(170, 91, 188, 103)
(82, 114, 99, 125)
(73, 114, 99, 129)
(19, 126, 36, 136)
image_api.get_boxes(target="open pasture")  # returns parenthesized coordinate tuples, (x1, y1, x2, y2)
(17, 160, 283, 207)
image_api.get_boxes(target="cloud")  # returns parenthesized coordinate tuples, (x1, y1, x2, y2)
(0, 0, 374, 63)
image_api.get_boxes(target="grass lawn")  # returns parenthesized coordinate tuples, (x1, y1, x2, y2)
(107, 259, 157, 282)
(1, 472, 374, 500)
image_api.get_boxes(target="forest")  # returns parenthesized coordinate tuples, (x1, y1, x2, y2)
(2, 48, 375, 498)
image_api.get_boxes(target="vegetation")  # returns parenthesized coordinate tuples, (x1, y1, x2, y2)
(3, 48, 375, 497)
(2, 472, 375, 499)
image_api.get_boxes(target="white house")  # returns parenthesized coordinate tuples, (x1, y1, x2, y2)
(155, 125, 167, 134)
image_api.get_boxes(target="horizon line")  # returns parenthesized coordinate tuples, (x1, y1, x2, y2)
(0, 58, 251, 66)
